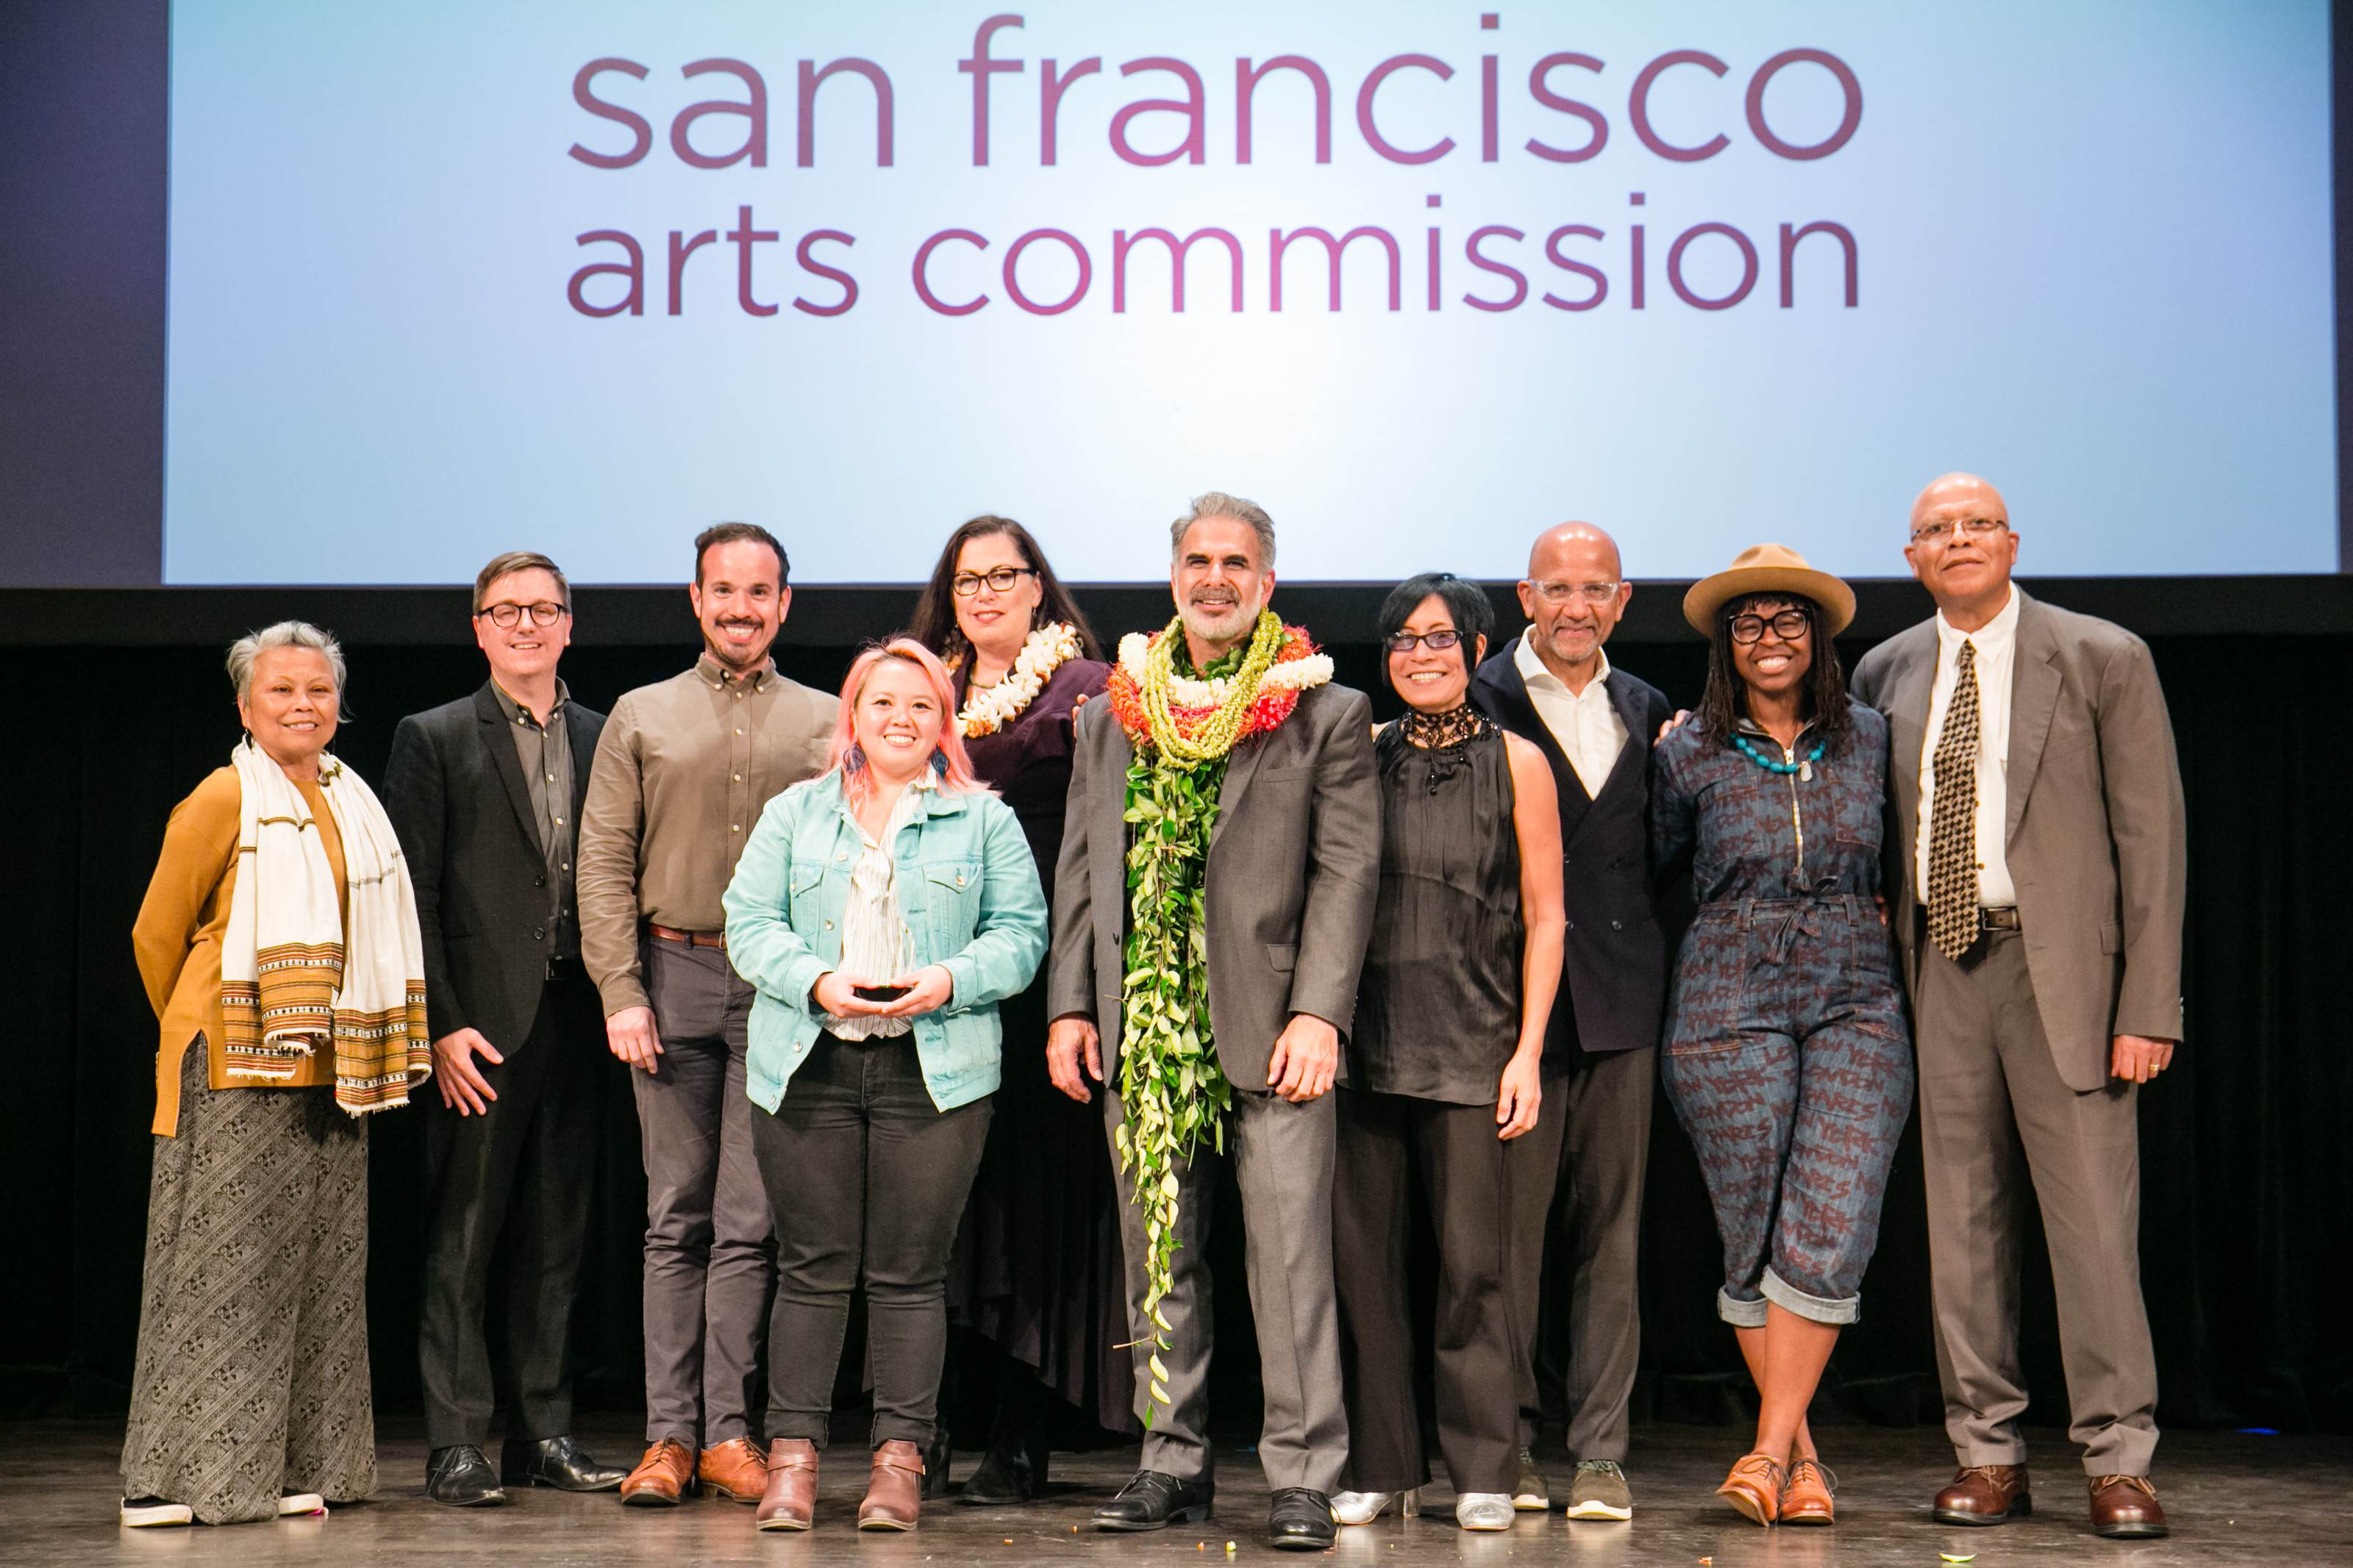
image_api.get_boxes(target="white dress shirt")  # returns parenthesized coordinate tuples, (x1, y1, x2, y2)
(825, 769, 935, 1040)
(1915, 586, 2020, 909)
(1515, 636, 1628, 801)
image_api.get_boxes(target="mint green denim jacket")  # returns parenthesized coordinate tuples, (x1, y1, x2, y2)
(723, 771, 1046, 1112)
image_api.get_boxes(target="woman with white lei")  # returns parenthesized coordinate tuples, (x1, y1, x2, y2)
(909, 516, 1116, 1505)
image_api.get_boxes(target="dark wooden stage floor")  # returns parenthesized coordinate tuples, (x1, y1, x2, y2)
(4, 1416, 2343, 1566)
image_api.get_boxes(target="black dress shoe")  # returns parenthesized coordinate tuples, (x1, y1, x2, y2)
(501, 1434, 626, 1492)
(1267, 1488, 1336, 1551)
(426, 1445, 507, 1507)
(960, 1429, 1051, 1505)
(1093, 1470, 1214, 1531)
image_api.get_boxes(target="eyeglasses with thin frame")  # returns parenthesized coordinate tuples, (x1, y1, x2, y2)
(1385, 629, 1463, 653)
(1729, 609, 1812, 645)
(477, 601, 568, 628)
(951, 566, 1039, 596)
(1527, 579, 1623, 606)
(1909, 516, 2009, 547)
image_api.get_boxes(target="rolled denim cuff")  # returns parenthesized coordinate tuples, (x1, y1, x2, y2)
(1715, 1286, 1768, 1328)
(1763, 1264, 1860, 1325)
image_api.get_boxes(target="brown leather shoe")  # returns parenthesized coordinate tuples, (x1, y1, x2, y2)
(1932, 1464, 2032, 1525)
(620, 1439, 698, 1507)
(1715, 1453, 1782, 1526)
(1779, 1457, 1835, 1525)
(2089, 1475, 2168, 1539)
(857, 1439, 926, 1531)
(701, 1438, 770, 1503)
(756, 1440, 818, 1531)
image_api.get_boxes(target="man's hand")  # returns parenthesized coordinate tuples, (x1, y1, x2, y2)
(433, 1027, 504, 1114)
(1656, 709, 1692, 743)
(1496, 1050, 1543, 1139)
(1267, 1013, 1340, 1103)
(871, 965, 954, 1018)
(607, 1005, 663, 1074)
(1046, 1014, 1102, 1103)
(2110, 1033, 2175, 1084)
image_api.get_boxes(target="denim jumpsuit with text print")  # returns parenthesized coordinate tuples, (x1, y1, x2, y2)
(1651, 700, 1913, 1328)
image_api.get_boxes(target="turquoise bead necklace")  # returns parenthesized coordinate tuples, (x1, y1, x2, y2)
(1732, 732, 1824, 781)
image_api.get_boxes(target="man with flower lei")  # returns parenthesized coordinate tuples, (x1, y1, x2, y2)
(1046, 494, 1379, 1552)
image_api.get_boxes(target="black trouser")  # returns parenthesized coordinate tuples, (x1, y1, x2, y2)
(751, 1031, 992, 1451)
(418, 959, 606, 1452)
(1333, 1086, 1527, 1497)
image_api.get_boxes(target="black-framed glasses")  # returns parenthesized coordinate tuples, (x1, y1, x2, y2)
(1729, 610, 1811, 645)
(951, 566, 1038, 596)
(477, 601, 568, 628)
(1385, 629, 1463, 653)
(1910, 516, 2009, 546)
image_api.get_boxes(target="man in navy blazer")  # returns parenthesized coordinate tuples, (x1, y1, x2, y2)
(383, 552, 624, 1508)
(1470, 522, 1675, 1524)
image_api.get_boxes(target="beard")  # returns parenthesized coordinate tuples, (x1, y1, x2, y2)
(1179, 587, 1264, 648)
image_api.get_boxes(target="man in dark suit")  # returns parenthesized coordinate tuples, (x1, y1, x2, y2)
(384, 551, 626, 1508)
(1046, 494, 1379, 1552)
(1469, 522, 1674, 1523)
(1851, 474, 2182, 1540)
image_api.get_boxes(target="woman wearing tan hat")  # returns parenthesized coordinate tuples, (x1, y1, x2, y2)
(1651, 545, 1913, 1528)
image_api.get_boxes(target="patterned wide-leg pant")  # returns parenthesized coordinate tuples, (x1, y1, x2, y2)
(120, 1043, 376, 1522)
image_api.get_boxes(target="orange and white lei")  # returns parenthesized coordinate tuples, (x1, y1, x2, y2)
(1106, 612, 1334, 763)
(959, 621, 1081, 738)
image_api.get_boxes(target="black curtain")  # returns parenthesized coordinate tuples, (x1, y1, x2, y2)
(3, 617, 2346, 1439)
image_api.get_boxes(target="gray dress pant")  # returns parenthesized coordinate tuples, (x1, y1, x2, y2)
(1916, 929, 2158, 1477)
(1513, 1045, 1652, 1463)
(1104, 1083, 1348, 1494)
(634, 938, 776, 1447)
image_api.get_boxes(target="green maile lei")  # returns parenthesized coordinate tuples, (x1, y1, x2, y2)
(1113, 628, 1273, 1423)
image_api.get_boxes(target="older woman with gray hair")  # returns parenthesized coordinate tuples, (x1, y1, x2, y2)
(120, 621, 432, 1528)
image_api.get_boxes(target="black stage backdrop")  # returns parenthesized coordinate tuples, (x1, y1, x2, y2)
(2, 582, 2348, 1443)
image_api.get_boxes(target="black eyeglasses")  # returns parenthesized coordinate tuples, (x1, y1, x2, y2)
(951, 566, 1038, 596)
(1385, 629, 1463, 652)
(1729, 610, 1811, 645)
(477, 601, 568, 628)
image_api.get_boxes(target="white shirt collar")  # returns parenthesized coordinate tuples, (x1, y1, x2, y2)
(1934, 584, 2020, 657)
(1516, 634, 1613, 698)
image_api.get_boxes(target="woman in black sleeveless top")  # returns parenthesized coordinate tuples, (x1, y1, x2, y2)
(1331, 574, 1567, 1532)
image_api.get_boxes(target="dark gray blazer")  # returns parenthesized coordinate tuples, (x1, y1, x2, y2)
(383, 682, 606, 1051)
(1048, 680, 1381, 1089)
(1471, 638, 1677, 1062)
(1850, 589, 2186, 1090)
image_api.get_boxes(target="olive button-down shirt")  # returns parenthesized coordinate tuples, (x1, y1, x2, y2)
(490, 677, 578, 959)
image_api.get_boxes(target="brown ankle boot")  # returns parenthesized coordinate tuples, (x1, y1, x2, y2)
(756, 1440, 818, 1531)
(857, 1439, 926, 1531)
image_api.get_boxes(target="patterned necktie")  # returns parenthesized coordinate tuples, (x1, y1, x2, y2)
(1927, 639, 1982, 962)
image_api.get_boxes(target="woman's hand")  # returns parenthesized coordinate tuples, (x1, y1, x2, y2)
(871, 964, 956, 1018)
(813, 970, 891, 1017)
(1496, 1048, 1543, 1139)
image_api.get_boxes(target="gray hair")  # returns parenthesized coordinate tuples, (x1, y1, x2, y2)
(1171, 491, 1277, 570)
(226, 620, 350, 710)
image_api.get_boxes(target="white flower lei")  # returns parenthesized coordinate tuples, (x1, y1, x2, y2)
(960, 621, 1082, 737)
(1115, 629, 1334, 709)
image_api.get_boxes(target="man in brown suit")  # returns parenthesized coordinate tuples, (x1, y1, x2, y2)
(1849, 473, 2184, 1540)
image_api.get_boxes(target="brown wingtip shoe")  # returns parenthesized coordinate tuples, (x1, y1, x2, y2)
(1932, 1464, 2032, 1525)
(2089, 1475, 2168, 1539)
(620, 1439, 698, 1506)
(701, 1438, 771, 1503)
(858, 1439, 926, 1531)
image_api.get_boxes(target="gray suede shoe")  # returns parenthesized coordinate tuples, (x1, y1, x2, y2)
(1512, 1449, 1548, 1511)
(1564, 1460, 1632, 1520)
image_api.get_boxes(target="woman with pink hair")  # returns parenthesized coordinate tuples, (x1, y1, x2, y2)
(722, 637, 1047, 1533)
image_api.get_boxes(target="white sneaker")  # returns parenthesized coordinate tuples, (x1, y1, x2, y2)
(279, 1493, 326, 1517)
(1329, 1488, 1419, 1525)
(121, 1497, 193, 1528)
(1456, 1492, 1515, 1531)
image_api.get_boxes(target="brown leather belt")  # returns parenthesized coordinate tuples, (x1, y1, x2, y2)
(1979, 906, 2022, 931)
(651, 924, 726, 949)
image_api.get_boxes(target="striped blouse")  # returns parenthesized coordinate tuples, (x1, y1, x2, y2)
(824, 770, 934, 1040)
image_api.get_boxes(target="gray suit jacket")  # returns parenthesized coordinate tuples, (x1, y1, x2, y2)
(1850, 589, 2186, 1090)
(1048, 680, 1381, 1089)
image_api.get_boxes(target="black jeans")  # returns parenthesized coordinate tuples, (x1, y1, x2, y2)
(751, 1030, 992, 1450)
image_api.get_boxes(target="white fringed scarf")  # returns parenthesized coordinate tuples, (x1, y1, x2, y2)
(218, 739, 432, 1114)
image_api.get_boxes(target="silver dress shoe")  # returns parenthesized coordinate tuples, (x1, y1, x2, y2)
(1563, 1459, 1633, 1520)
(1456, 1492, 1515, 1530)
(1329, 1488, 1419, 1525)
(1512, 1449, 1548, 1511)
